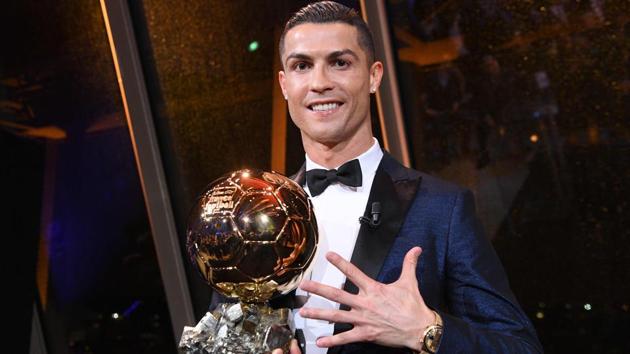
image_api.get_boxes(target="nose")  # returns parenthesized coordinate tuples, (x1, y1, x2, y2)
(309, 65, 333, 93)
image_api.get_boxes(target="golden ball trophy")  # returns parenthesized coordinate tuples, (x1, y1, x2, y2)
(178, 169, 318, 354)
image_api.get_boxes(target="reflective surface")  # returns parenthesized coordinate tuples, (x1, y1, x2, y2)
(387, 0, 629, 352)
(187, 169, 318, 303)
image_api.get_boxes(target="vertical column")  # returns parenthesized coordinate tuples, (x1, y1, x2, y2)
(360, 0, 411, 167)
(99, 0, 195, 341)
(271, 29, 288, 175)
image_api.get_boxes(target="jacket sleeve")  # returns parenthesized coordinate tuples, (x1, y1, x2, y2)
(437, 189, 543, 353)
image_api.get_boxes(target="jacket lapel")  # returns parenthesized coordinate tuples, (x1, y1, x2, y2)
(332, 153, 422, 337)
(288, 156, 423, 353)
(291, 163, 306, 186)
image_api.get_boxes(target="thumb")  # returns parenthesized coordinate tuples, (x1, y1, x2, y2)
(398, 246, 422, 286)
(290, 339, 301, 354)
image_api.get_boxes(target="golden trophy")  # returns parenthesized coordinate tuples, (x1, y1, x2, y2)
(179, 169, 318, 353)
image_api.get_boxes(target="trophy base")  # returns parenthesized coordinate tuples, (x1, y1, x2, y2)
(179, 302, 294, 354)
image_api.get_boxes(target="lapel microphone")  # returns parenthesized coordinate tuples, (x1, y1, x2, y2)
(359, 202, 381, 228)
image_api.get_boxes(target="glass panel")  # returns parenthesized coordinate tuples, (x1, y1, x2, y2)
(1, 1, 174, 353)
(127, 0, 370, 318)
(386, 0, 629, 351)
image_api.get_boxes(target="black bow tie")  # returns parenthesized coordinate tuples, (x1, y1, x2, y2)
(305, 159, 362, 197)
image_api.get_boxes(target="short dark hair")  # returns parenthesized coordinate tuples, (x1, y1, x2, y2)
(279, 1, 376, 64)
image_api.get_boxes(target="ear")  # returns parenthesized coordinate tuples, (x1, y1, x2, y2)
(278, 70, 287, 99)
(369, 61, 384, 93)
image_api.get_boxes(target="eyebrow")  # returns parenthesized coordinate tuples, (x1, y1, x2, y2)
(328, 49, 360, 61)
(284, 49, 360, 66)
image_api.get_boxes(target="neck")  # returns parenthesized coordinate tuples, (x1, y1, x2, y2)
(303, 127, 374, 169)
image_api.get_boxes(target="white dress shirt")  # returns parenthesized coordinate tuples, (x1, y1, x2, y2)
(293, 138, 383, 354)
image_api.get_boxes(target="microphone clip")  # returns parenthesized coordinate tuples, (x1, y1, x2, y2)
(359, 202, 381, 229)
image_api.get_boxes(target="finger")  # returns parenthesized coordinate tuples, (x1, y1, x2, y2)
(272, 339, 299, 354)
(326, 252, 373, 290)
(300, 279, 359, 308)
(290, 339, 301, 354)
(315, 329, 363, 348)
(299, 307, 357, 324)
(398, 247, 422, 286)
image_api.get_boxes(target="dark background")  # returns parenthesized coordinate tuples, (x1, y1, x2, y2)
(2, 0, 628, 353)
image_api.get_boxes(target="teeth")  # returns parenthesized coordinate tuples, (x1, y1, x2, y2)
(311, 103, 339, 112)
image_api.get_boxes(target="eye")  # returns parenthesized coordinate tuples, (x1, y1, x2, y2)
(294, 62, 310, 71)
(333, 59, 349, 68)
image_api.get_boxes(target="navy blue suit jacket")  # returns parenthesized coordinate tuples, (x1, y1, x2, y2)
(286, 152, 542, 354)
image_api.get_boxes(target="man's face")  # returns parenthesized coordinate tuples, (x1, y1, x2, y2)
(279, 23, 382, 147)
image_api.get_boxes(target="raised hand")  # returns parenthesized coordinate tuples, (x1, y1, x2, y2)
(298, 247, 435, 351)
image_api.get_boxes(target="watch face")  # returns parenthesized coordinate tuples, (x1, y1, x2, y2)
(424, 326, 443, 353)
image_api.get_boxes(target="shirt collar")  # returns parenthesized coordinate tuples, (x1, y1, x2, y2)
(305, 138, 383, 176)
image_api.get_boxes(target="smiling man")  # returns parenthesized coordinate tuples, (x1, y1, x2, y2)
(272, 2, 542, 354)
(278, 19, 379, 168)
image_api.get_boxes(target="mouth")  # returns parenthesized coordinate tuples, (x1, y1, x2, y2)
(307, 101, 343, 113)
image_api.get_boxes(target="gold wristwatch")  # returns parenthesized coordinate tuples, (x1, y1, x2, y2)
(418, 310, 443, 354)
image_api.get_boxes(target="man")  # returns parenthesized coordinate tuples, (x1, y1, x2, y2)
(271, 2, 542, 353)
